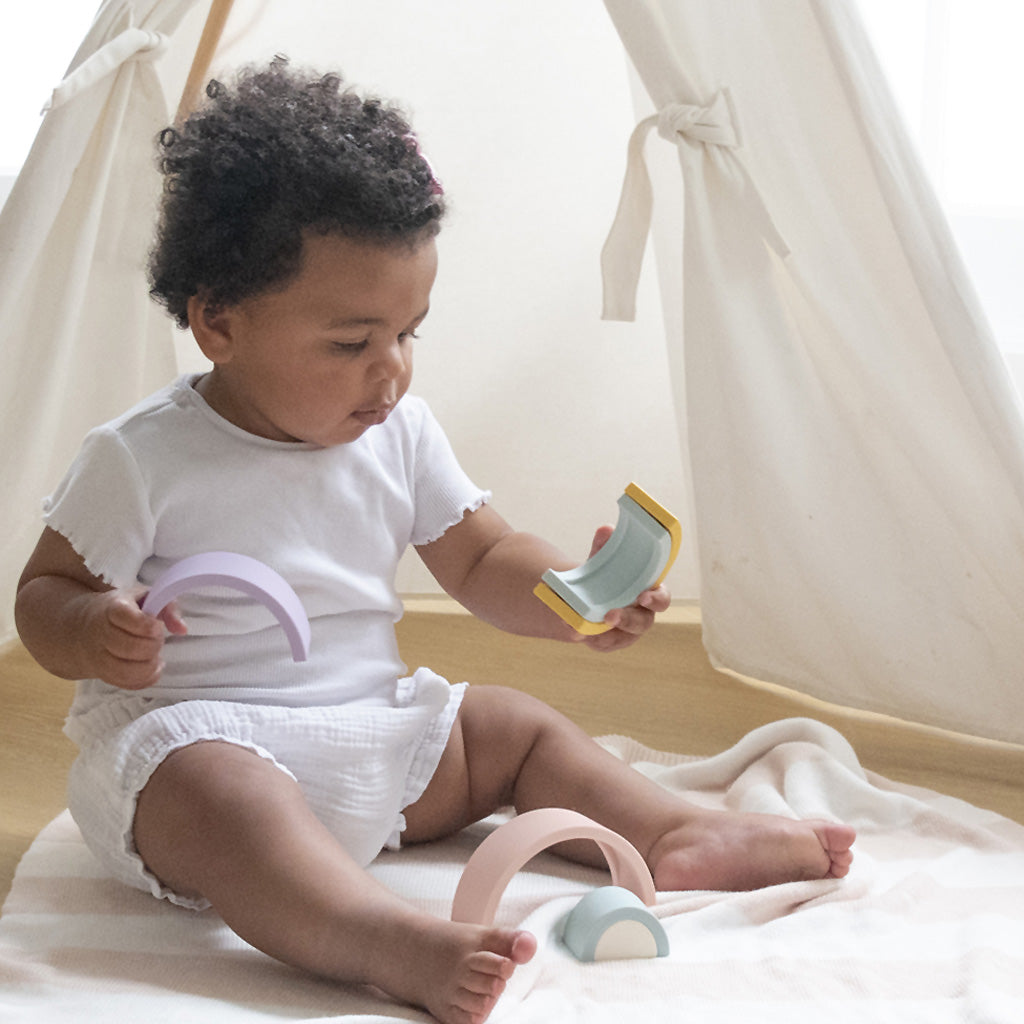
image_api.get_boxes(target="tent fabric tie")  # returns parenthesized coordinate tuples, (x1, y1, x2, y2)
(601, 89, 790, 321)
(43, 28, 170, 113)
(655, 91, 740, 147)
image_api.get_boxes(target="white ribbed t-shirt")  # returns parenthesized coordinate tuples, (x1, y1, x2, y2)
(44, 375, 489, 715)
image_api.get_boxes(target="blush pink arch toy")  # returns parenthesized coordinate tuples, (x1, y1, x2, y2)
(450, 808, 656, 925)
(140, 551, 311, 662)
(451, 809, 668, 962)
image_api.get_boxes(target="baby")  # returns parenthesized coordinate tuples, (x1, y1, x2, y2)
(15, 60, 854, 1024)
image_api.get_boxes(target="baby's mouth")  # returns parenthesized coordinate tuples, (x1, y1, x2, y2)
(352, 405, 393, 426)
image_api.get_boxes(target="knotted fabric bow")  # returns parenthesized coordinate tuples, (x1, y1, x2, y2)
(43, 27, 170, 113)
(601, 89, 789, 321)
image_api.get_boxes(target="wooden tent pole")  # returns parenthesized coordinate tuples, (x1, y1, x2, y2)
(175, 0, 237, 123)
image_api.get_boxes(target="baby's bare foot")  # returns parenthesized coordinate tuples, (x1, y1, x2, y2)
(383, 922, 536, 1024)
(648, 810, 856, 892)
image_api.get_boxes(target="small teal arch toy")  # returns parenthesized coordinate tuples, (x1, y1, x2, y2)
(451, 808, 669, 962)
(534, 483, 681, 635)
(560, 885, 669, 961)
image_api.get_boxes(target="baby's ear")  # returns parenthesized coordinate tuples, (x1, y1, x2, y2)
(187, 294, 235, 364)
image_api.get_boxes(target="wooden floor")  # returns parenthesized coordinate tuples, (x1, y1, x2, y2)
(3, 612, 1023, 905)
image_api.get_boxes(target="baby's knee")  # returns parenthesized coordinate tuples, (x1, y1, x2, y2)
(147, 740, 282, 809)
(461, 683, 540, 722)
(136, 742, 289, 849)
(459, 685, 569, 751)
(133, 741, 300, 895)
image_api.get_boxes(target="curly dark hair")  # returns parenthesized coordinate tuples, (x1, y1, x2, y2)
(148, 59, 446, 329)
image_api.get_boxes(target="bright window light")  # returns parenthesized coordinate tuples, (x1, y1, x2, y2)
(857, 0, 1024, 354)
(0, 3, 99, 174)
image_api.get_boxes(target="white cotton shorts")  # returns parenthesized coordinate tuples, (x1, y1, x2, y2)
(64, 668, 466, 910)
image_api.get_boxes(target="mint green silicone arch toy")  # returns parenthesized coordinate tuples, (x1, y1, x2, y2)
(533, 483, 681, 635)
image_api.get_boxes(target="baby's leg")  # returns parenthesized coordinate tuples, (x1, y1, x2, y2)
(404, 687, 855, 891)
(133, 740, 535, 1024)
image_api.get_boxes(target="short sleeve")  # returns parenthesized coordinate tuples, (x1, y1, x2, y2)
(409, 402, 491, 546)
(42, 425, 156, 588)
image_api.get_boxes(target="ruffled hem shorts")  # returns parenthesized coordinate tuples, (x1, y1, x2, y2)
(64, 667, 466, 910)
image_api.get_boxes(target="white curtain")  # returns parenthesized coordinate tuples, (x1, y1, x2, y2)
(0, 0, 208, 641)
(602, 0, 1024, 744)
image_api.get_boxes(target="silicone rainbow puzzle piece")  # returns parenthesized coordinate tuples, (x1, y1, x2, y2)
(560, 884, 669, 962)
(451, 808, 668, 962)
(533, 483, 681, 635)
(140, 551, 311, 662)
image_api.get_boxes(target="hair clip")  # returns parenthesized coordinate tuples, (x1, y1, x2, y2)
(406, 133, 444, 196)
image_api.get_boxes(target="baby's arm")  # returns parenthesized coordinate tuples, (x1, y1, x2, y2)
(416, 504, 669, 651)
(15, 527, 186, 689)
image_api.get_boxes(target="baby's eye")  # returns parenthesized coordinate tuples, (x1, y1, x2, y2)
(331, 340, 369, 355)
(398, 331, 421, 343)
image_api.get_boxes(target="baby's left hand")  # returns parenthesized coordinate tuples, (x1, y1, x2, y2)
(575, 524, 672, 653)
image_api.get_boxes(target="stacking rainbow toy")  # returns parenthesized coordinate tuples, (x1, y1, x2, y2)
(533, 483, 681, 635)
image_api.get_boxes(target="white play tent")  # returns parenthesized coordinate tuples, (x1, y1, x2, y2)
(3, 0, 1024, 744)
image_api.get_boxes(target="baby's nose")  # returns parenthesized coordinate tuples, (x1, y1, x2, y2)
(373, 339, 407, 379)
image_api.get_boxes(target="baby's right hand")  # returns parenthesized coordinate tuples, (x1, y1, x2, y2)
(82, 589, 187, 690)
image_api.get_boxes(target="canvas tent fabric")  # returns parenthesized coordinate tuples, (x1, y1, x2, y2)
(3, 0, 1024, 745)
(0, 0, 199, 646)
(601, 0, 1024, 744)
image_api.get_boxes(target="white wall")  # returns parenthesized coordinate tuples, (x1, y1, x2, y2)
(204, 0, 697, 597)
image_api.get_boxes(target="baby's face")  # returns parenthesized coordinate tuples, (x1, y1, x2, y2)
(196, 232, 436, 447)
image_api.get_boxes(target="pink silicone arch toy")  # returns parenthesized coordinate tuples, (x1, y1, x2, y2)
(140, 551, 311, 662)
(450, 808, 656, 926)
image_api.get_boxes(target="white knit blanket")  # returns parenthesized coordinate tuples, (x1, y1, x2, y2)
(1, 718, 1022, 1023)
